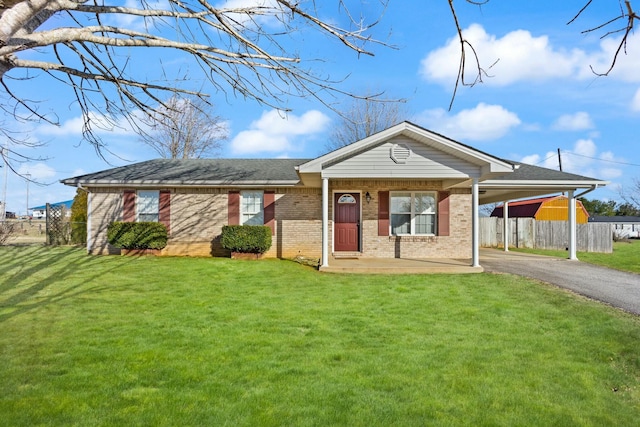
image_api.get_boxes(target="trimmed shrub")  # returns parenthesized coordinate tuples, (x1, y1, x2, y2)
(70, 188, 88, 245)
(221, 225, 272, 254)
(107, 222, 168, 250)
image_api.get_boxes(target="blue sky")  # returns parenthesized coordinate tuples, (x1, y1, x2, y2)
(3, 0, 640, 215)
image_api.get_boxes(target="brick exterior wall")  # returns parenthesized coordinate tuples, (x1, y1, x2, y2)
(86, 181, 471, 259)
(86, 186, 324, 258)
(330, 179, 472, 259)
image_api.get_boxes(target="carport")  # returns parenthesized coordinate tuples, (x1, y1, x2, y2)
(475, 162, 608, 262)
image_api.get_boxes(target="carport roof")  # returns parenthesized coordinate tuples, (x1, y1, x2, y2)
(478, 162, 608, 204)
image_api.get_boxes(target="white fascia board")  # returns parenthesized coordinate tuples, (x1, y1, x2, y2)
(480, 180, 609, 189)
(65, 180, 301, 188)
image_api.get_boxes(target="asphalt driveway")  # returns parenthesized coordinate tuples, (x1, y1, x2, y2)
(480, 248, 640, 316)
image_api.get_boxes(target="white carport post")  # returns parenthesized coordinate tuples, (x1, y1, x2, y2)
(503, 200, 509, 252)
(321, 177, 329, 268)
(568, 189, 578, 260)
(472, 178, 480, 267)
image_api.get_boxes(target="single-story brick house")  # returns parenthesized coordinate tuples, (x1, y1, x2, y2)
(61, 122, 607, 268)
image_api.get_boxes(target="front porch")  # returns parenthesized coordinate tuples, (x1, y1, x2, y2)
(319, 255, 483, 274)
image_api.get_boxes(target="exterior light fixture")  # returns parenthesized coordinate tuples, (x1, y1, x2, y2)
(365, 192, 372, 204)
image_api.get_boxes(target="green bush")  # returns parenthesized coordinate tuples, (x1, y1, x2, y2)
(221, 225, 272, 254)
(70, 188, 87, 245)
(107, 222, 168, 250)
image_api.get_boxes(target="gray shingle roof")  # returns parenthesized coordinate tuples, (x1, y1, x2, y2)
(493, 162, 604, 182)
(61, 158, 310, 186)
(61, 157, 607, 188)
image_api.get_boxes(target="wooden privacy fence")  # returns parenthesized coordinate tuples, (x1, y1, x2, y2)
(480, 217, 612, 253)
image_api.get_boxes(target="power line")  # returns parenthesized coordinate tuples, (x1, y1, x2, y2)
(562, 151, 640, 167)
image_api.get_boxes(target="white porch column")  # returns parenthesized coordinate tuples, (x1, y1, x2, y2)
(568, 189, 578, 260)
(321, 177, 329, 267)
(503, 200, 509, 252)
(472, 178, 480, 267)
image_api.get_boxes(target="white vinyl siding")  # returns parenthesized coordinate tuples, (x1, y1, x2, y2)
(390, 192, 436, 235)
(137, 190, 159, 222)
(241, 191, 264, 225)
(322, 137, 482, 178)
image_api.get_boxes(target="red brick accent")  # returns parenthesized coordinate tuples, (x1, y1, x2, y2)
(228, 191, 240, 225)
(378, 191, 389, 236)
(159, 190, 171, 233)
(438, 191, 450, 236)
(264, 191, 275, 235)
(123, 190, 136, 222)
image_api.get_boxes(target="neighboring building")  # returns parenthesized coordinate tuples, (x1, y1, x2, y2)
(490, 195, 589, 224)
(61, 122, 607, 268)
(589, 216, 640, 239)
(30, 200, 73, 219)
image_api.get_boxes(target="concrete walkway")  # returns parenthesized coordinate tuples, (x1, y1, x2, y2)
(320, 257, 483, 274)
(480, 248, 640, 315)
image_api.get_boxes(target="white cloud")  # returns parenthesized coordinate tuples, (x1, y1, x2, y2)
(522, 138, 623, 181)
(35, 112, 136, 138)
(414, 102, 520, 141)
(18, 163, 57, 181)
(631, 88, 640, 112)
(230, 109, 331, 154)
(420, 24, 640, 87)
(583, 32, 640, 82)
(520, 154, 540, 165)
(552, 112, 594, 131)
(420, 24, 583, 86)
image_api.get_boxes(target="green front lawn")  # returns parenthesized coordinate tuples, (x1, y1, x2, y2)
(511, 240, 640, 273)
(1, 246, 639, 426)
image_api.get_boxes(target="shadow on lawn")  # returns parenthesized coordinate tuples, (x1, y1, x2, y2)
(0, 246, 133, 322)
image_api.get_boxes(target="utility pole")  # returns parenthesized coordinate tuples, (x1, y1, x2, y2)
(557, 148, 563, 172)
(1, 143, 7, 222)
(25, 172, 31, 218)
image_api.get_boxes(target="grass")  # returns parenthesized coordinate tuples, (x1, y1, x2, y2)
(510, 239, 640, 273)
(1, 246, 639, 426)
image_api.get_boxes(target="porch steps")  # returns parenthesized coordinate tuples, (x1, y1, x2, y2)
(332, 252, 361, 259)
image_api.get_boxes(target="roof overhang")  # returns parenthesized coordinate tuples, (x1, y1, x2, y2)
(61, 179, 301, 188)
(477, 180, 608, 205)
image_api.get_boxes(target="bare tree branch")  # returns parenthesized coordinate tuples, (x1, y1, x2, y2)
(325, 91, 407, 152)
(138, 95, 228, 159)
(0, 0, 390, 155)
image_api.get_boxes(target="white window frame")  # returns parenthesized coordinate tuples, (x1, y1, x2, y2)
(240, 191, 264, 226)
(390, 191, 437, 236)
(137, 190, 159, 222)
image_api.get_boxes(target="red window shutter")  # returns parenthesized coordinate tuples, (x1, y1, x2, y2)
(264, 191, 275, 235)
(228, 191, 240, 225)
(378, 191, 389, 236)
(123, 190, 136, 222)
(438, 191, 450, 236)
(159, 190, 171, 233)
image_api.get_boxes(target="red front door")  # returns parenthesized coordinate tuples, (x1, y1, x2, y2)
(334, 193, 360, 252)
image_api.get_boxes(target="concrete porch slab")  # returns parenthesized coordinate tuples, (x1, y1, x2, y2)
(319, 257, 483, 274)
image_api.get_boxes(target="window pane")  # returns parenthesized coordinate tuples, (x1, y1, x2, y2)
(137, 190, 159, 222)
(241, 191, 263, 225)
(415, 193, 436, 214)
(391, 193, 411, 213)
(391, 214, 411, 235)
(139, 213, 159, 222)
(415, 214, 435, 234)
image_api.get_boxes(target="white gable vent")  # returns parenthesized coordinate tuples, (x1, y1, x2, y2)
(390, 143, 412, 164)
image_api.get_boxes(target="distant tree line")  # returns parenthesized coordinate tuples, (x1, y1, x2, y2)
(579, 198, 640, 217)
